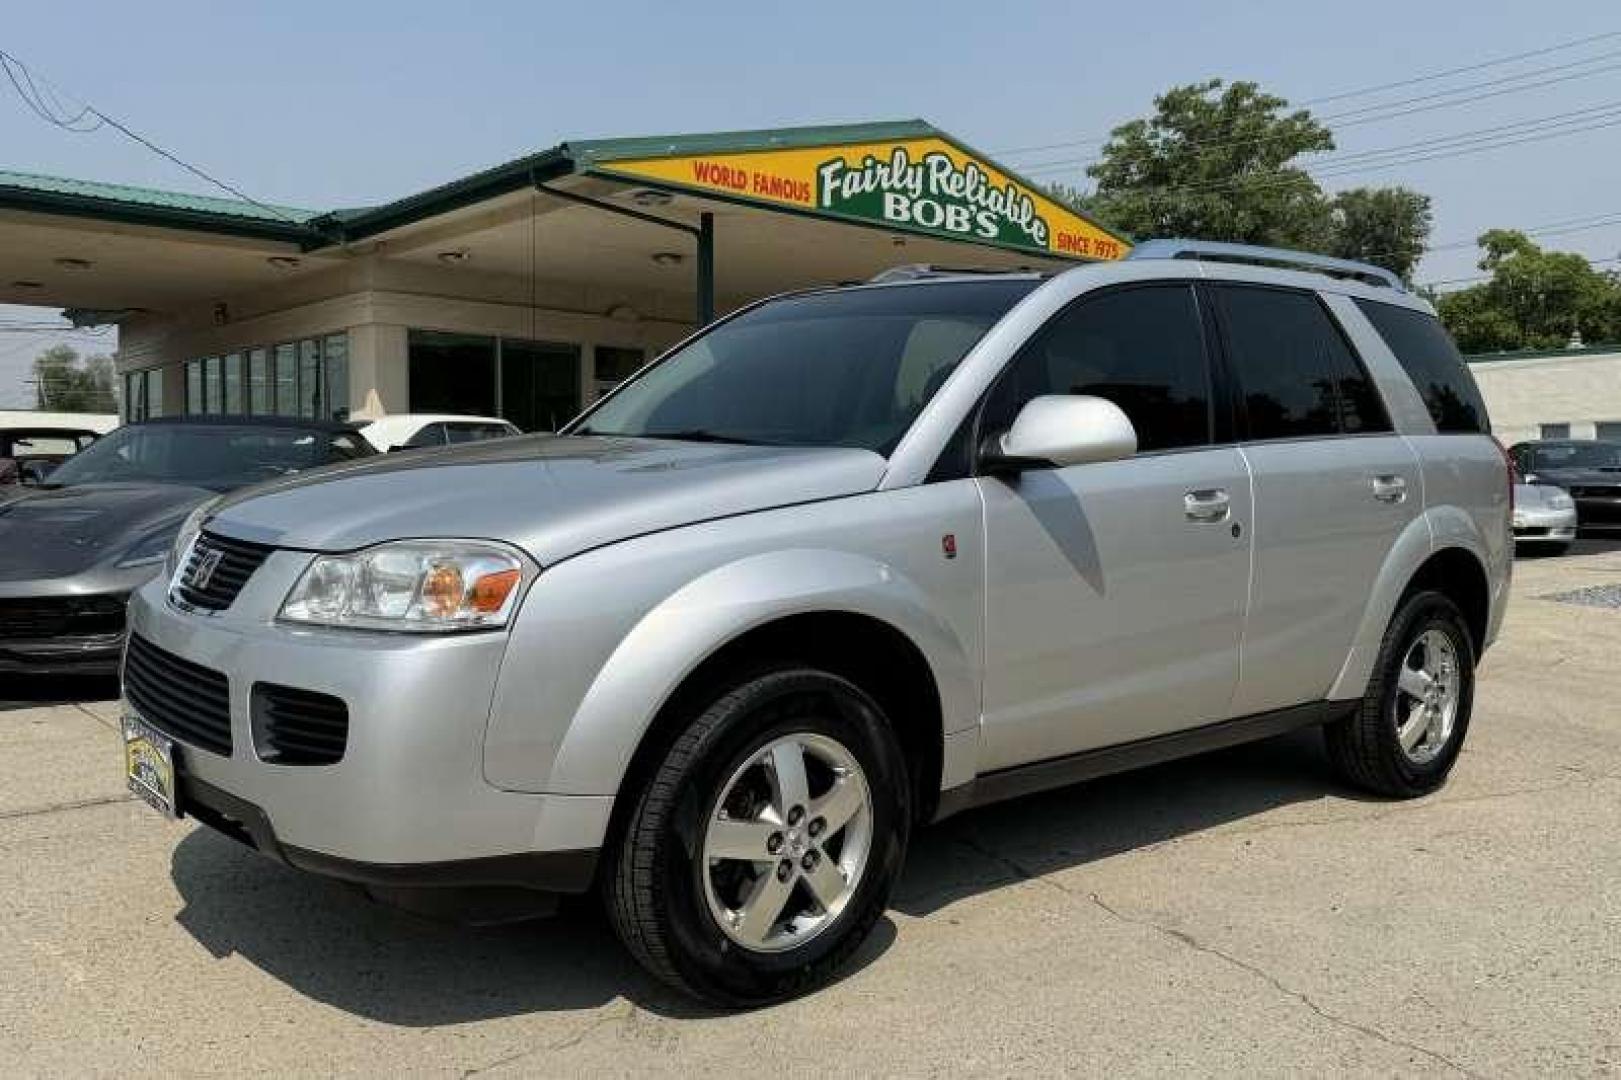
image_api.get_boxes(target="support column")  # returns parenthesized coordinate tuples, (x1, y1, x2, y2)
(347, 324, 409, 418)
(697, 212, 715, 327)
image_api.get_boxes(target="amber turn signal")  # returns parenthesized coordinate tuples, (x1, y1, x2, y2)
(470, 568, 522, 613)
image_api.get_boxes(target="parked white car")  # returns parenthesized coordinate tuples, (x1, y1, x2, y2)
(356, 414, 519, 452)
(1512, 482, 1578, 554)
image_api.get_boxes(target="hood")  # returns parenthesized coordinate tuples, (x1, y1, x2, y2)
(1527, 466, 1621, 487)
(0, 482, 214, 581)
(205, 434, 888, 565)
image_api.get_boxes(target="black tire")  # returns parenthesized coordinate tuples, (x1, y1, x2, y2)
(1325, 590, 1475, 798)
(604, 667, 910, 1007)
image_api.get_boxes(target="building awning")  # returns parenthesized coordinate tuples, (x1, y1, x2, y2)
(0, 120, 1130, 323)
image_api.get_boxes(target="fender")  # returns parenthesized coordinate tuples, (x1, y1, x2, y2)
(499, 547, 979, 798)
(1326, 507, 1490, 699)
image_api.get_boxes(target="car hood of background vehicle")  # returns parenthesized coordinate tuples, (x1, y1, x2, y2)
(204, 435, 889, 565)
(0, 482, 214, 581)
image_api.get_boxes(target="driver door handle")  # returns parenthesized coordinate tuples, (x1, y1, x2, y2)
(1371, 474, 1408, 503)
(1184, 488, 1231, 522)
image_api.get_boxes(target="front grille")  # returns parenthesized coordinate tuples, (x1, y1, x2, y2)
(0, 595, 126, 640)
(1569, 485, 1621, 499)
(174, 532, 273, 612)
(251, 683, 349, 765)
(123, 633, 233, 756)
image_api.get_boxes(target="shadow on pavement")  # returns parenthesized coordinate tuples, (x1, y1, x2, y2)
(169, 827, 896, 1023)
(0, 672, 119, 711)
(168, 726, 1354, 1023)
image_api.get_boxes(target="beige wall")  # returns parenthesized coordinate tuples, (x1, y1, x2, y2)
(1468, 350, 1621, 445)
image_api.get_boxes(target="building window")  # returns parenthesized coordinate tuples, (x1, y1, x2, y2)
(186, 361, 203, 414)
(248, 348, 269, 415)
(409, 331, 497, 416)
(323, 334, 350, 420)
(204, 356, 223, 413)
(1541, 422, 1571, 439)
(298, 339, 321, 418)
(274, 344, 298, 415)
(1596, 421, 1621, 441)
(502, 339, 581, 431)
(593, 346, 645, 401)
(223, 352, 244, 414)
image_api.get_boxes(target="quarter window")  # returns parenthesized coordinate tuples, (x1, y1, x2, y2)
(1353, 299, 1488, 434)
(1216, 286, 1390, 440)
(982, 284, 1213, 453)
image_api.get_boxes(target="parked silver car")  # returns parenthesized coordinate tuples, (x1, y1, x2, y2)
(122, 241, 1511, 1005)
(1512, 482, 1577, 554)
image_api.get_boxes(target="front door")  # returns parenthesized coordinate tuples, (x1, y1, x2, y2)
(976, 283, 1253, 771)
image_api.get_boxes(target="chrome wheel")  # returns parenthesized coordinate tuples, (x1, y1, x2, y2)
(1395, 628, 1461, 765)
(700, 732, 874, 953)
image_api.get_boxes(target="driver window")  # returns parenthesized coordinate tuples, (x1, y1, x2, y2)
(982, 284, 1214, 454)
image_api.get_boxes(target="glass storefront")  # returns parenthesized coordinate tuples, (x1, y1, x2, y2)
(182, 333, 349, 421)
(408, 331, 582, 431)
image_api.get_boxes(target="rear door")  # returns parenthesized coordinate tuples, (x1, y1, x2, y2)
(1210, 284, 1422, 716)
(977, 283, 1254, 769)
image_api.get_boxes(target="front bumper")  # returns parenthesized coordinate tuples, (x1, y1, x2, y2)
(125, 556, 612, 884)
(0, 565, 158, 674)
(1513, 504, 1578, 544)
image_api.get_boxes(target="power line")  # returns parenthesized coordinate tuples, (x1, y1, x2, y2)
(992, 28, 1621, 159)
(0, 46, 302, 225)
(1422, 255, 1621, 290)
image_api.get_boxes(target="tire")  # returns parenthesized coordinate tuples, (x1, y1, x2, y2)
(604, 667, 910, 1007)
(1325, 590, 1475, 798)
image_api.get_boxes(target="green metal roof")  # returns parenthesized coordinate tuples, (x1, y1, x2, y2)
(0, 169, 318, 222)
(568, 119, 936, 164)
(1465, 342, 1621, 363)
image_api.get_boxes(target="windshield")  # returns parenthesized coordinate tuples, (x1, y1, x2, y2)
(573, 280, 1039, 454)
(46, 423, 373, 490)
(1528, 442, 1621, 470)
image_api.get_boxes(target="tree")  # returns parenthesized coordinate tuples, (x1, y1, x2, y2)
(31, 344, 117, 412)
(1327, 187, 1432, 282)
(1436, 231, 1621, 353)
(1077, 79, 1432, 276)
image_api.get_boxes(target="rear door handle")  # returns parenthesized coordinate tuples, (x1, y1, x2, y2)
(1184, 488, 1231, 522)
(1371, 475, 1408, 503)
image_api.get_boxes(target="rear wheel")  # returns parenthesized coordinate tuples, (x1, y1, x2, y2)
(1326, 590, 1475, 797)
(604, 668, 909, 1006)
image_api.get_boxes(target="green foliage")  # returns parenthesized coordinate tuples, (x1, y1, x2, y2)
(1436, 231, 1621, 353)
(31, 344, 117, 412)
(1080, 79, 1432, 278)
(1327, 187, 1432, 282)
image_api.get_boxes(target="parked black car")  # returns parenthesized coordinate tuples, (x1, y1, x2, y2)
(1508, 440, 1621, 531)
(0, 416, 373, 675)
(0, 426, 100, 490)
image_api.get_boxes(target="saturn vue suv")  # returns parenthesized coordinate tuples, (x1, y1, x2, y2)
(121, 240, 1511, 1006)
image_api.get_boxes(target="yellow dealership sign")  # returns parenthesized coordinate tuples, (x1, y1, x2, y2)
(589, 136, 1129, 261)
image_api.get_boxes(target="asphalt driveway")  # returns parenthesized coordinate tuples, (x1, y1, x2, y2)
(2, 543, 1618, 1076)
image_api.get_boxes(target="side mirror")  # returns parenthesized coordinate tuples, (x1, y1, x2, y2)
(981, 395, 1137, 473)
(1523, 472, 1539, 485)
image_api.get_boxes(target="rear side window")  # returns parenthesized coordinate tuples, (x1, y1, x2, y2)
(1215, 285, 1390, 440)
(1353, 299, 1489, 434)
(981, 283, 1213, 453)
(403, 423, 448, 448)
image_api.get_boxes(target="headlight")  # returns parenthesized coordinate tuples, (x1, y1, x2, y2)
(166, 498, 220, 577)
(279, 540, 531, 632)
(1547, 491, 1575, 510)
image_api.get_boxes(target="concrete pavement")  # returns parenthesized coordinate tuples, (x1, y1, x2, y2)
(1, 545, 1618, 1077)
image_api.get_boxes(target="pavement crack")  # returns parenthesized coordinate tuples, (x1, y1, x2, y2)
(461, 1002, 637, 1076)
(1086, 890, 1485, 1079)
(0, 793, 131, 821)
(73, 703, 121, 732)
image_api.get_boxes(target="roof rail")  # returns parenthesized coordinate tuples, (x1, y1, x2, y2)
(1127, 239, 1404, 291)
(866, 263, 1045, 284)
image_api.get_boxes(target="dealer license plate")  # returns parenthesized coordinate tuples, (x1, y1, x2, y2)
(123, 713, 178, 819)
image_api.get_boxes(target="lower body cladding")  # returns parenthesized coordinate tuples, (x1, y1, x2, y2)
(124, 566, 612, 922)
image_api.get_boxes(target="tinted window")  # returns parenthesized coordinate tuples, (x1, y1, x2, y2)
(46, 424, 372, 491)
(1218, 286, 1389, 440)
(403, 423, 447, 448)
(981, 284, 1212, 453)
(1354, 299, 1488, 434)
(445, 422, 516, 443)
(1518, 441, 1621, 470)
(575, 280, 1039, 454)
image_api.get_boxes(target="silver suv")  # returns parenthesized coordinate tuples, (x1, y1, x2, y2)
(121, 241, 1511, 1005)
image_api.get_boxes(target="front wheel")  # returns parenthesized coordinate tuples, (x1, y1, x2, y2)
(604, 668, 910, 1006)
(1325, 590, 1475, 797)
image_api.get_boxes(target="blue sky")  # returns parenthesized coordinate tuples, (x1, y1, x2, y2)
(3, 0, 1619, 404)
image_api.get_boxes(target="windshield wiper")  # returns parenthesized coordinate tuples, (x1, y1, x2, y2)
(631, 429, 763, 445)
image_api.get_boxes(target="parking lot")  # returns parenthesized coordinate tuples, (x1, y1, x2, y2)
(1, 545, 1617, 1077)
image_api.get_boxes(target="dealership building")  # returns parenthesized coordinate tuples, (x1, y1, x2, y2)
(0, 120, 1129, 430)
(1464, 345, 1621, 446)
